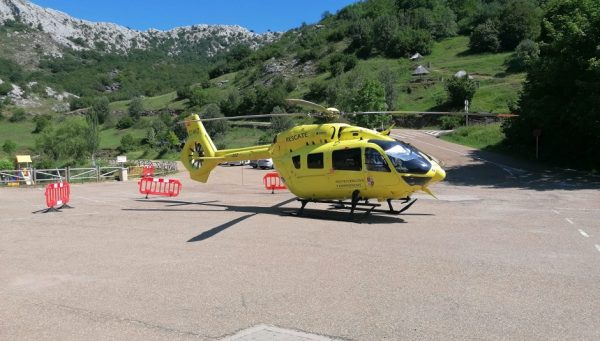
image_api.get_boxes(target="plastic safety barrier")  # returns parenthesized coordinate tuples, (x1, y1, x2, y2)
(139, 177, 182, 198)
(41, 181, 72, 213)
(141, 165, 155, 178)
(263, 172, 287, 194)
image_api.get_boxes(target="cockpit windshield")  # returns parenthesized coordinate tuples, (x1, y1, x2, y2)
(369, 140, 431, 174)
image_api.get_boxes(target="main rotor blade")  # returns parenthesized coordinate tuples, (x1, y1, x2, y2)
(286, 99, 335, 114)
(346, 111, 515, 117)
(179, 113, 307, 123)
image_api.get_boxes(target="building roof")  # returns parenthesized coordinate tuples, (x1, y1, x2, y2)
(412, 65, 430, 75)
(409, 53, 423, 60)
(16, 155, 32, 163)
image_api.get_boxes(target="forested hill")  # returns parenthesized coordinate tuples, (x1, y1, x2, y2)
(200, 0, 543, 115)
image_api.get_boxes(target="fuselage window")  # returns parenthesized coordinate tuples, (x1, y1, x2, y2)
(332, 148, 362, 171)
(307, 153, 324, 169)
(292, 155, 301, 169)
(365, 147, 391, 172)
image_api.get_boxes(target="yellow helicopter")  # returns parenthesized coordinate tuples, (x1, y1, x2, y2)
(181, 99, 446, 216)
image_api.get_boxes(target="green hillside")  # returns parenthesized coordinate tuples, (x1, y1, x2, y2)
(1, 0, 554, 168)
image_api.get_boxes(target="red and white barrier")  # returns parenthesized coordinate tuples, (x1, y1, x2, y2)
(41, 181, 72, 213)
(263, 172, 287, 194)
(139, 177, 182, 198)
(141, 165, 155, 178)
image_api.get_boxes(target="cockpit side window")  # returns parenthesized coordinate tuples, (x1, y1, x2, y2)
(332, 148, 362, 171)
(365, 147, 390, 172)
(369, 139, 431, 174)
(307, 153, 324, 169)
(292, 155, 301, 169)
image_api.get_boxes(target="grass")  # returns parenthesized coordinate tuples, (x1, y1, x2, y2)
(109, 92, 188, 112)
(214, 126, 269, 149)
(351, 36, 525, 113)
(0, 120, 37, 151)
(99, 127, 147, 149)
(440, 123, 505, 149)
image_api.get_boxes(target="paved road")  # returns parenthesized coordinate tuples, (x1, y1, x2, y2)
(1, 130, 599, 340)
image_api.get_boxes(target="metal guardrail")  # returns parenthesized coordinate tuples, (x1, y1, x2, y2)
(33, 169, 67, 183)
(69, 168, 97, 182)
(0, 161, 178, 186)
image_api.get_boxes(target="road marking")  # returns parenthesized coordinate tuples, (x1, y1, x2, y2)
(565, 218, 575, 225)
(596, 245, 600, 253)
(578, 229, 589, 238)
(552, 210, 560, 215)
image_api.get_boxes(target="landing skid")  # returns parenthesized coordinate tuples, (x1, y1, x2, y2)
(296, 191, 417, 219)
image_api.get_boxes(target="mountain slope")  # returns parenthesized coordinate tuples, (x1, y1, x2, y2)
(0, 0, 278, 56)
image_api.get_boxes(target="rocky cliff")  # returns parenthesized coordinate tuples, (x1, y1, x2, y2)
(0, 0, 278, 56)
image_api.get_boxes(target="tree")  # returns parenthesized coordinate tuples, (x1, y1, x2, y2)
(32, 114, 53, 133)
(469, 20, 500, 53)
(373, 15, 399, 55)
(128, 97, 144, 120)
(9, 108, 26, 122)
(119, 133, 135, 153)
(2, 139, 17, 156)
(270, 106, 294, 133)
(504, 0, 600, 169)
(350, 79, 391, 129)
(379, 67, 398, 110)
(201, 104, 229, 137)
(445, 75, 477, 109)
(91, 97, 110, 124)
(507, 39, 540, 71)
(85, 111, 100, 165)
(116, 116, 134, 129)
(145, 128, 157, 148)
(188, 88, 208, 107)
(498, 0, 542, 51)
(220, 89, 241, 116)
(166, 131, 180, 151)
(35, 117, 91, 166)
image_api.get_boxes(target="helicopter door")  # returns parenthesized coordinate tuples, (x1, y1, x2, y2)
(364, 147, 399, 198)
(331, 147, 366, 197)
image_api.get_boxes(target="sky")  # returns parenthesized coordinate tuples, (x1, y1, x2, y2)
(29, 0, 359, 33)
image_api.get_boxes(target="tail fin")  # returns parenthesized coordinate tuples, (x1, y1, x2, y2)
(180, 114, 220, 183)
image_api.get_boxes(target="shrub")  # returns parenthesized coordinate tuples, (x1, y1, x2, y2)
(0, 158, 13, 170)
(9, 108, 26, 122)
(507, 39, 540, 71)
(32, 114, 52, 133)
(0, 82, 12, 96)
(2, 140, 17, 155)
(469, 20, 500, 53)
(128, 97, 144, 120)
(119, 133, 136, 153)
(439, 115, 464, 130)
(445, 76, 477, 109)
(116, 116, 134, 129)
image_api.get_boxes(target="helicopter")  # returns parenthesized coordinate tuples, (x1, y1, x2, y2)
(180, 99, 447, 217)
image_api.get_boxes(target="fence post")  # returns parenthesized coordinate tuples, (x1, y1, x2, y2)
(33, 168, 37, 184)
(96, 166, 100, 182)
(66, 167, 71, 182)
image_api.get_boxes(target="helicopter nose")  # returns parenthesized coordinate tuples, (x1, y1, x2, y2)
(431, 164, 446, 183)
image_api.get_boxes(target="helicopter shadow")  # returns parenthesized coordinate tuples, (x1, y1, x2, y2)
(123, 197, 407, 242)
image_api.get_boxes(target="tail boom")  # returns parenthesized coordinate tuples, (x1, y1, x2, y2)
(181, 114, 271, 183)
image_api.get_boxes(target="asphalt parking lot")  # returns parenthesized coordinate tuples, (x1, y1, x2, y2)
(1, 130, 599, 340)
